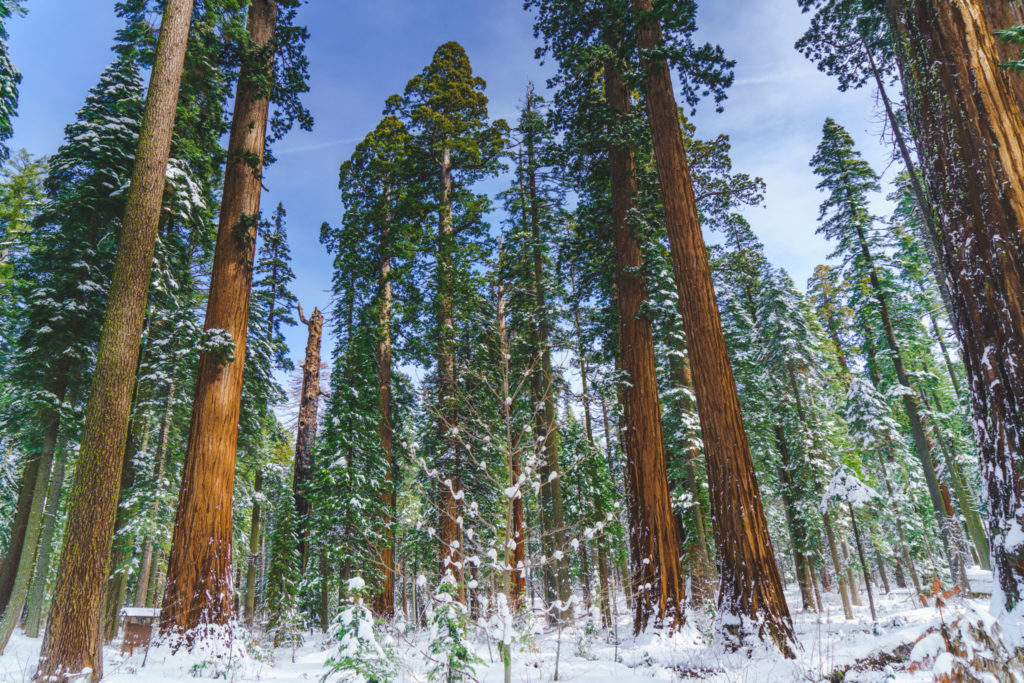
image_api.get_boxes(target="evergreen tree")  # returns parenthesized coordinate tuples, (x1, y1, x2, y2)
(385, 41, 507, 596)
(0, 0, 23, 163)
(811, 117, 963, 587)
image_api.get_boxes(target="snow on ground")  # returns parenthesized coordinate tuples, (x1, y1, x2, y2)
(0, 570, 1007, 682)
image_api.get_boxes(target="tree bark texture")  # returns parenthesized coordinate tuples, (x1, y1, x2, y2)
(294, 304, 323, 573)
(160, 0, 275, 638)
(630, 0, 795, 653)
(886, 0, 1024, 613)
(34, 4, 193, 676)
(603, 45, 686, 635)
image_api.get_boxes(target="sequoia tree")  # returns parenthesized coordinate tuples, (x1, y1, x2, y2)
(629, 0, 795, 653)
(160, 0, 279, 636)
(386, 42, 506, 594)
(884, 0, 1024, 616)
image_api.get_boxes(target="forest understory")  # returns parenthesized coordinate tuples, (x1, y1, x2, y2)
(0, 568, 1001, 682)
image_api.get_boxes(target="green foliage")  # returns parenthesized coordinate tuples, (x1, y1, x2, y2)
(426, 576, 481, 683)
(0, 0, 24, 163)
(323, 577, 397, 683)
(266, 466, 303, 646)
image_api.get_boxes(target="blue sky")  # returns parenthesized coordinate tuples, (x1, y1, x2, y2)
(7, 1, 896, 373)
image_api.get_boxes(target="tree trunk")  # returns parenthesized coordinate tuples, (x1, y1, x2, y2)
(436, 145, 465, 600)
(294, 303, 323, 573)
(496, 274, 526, 610)
(848, 504, 877, 622)
(0, 414, 61, 654)
(0, 437, 42, 615)
(630, 0, 795, 653)
(372, 228, 395, 619)
(886, 0, 1024, 613)
(23, 442, 66, 638)
(243, 469, 262, 626)
(823, 512, 854, 620)
(856, 223, 964, 586)
(603, 40, 686, 635)
(160, 0, 275, 639)
(774, 426, 815, 612)
(36, 0, 193, 674)
(134, 378, 175, 609)
(521, 98, 572, 622)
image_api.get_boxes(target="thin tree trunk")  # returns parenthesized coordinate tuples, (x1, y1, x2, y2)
(774, 426, 815, 612)
(23, 443, 66, 638)
(862, 38, 952, 316)
(848, 504, 877, 622)
(0, 438, 41, 615)
(161, 0, 276, 638)
(373, 221, 395, 619)
(602, 38, 686, 634)
(876, 451, 922, 595)
(841, 539, 862, 607)
(134, 378, 175, 609)
(521, 95, 572, 621)
(630, 0, 794, 653)
(436, 144, 465, 601)
(855, 223, 963, 586)
(243, 469, 262, 626)
(886, 0, 1024, 612)
(0, 415, 61, 653)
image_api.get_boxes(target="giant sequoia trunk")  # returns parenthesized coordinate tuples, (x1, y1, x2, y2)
(603, 45, 687, 635)
(294, 304, 323, 573)
(630, 0, 795, 653)
(35, 1, 193, 676)
(161, 0, 275, 638)
(885, 0, 1024, 616)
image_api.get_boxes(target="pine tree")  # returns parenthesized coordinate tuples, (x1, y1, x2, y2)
(500, 86, 572, 621)
(241, 201, 297, 625)
(36, 1, 195, 675)
(0, 0, 23, 164)
(811, 117, 963, 587)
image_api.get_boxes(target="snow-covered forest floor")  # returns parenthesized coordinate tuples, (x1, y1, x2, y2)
(0, 569, 1009, 682)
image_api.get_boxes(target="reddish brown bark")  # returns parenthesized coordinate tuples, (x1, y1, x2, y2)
(886, 0, 1024, 611)
(160, 0, 276, 638)
(35, 1, 194, 676)
(630, 0, 795, 653)
(294, 304, 323, 573)
(602, 44, 686, 634)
